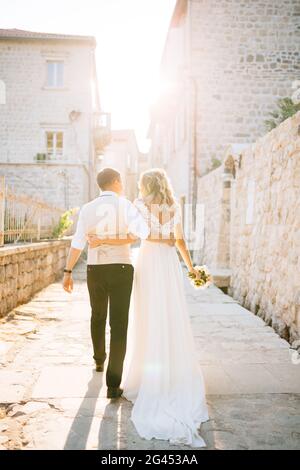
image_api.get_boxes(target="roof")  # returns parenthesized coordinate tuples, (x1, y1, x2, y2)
(0, 28, 96, 45)
(158, 0, 187, 76)
(109, 129, 140, 152)
(169, 0, 188, 28)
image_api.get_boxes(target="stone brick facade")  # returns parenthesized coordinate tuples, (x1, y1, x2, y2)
(197, 111, 300, 344)
(190, 0, 300, 173)
(96, 130, 141, 202)
(0, 239, 71, 318)
(148, 0, 300, 207)
(1, 163, 90, 210)
(0, 30, 103, 209)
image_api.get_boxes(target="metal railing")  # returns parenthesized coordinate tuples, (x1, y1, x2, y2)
(0, 176, 65, 246)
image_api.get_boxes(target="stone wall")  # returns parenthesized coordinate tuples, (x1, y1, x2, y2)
(190, 0, 300, 174)
(197, 111, 300, 344)
(149, 0, 300, 206)
(229, 112, 300, 344)
(0, 38, 99, 207)
(0, 40, 94, 164)
(0, 164, 91, 210)
(0, 239, 71, 318)
(196, 165, 227, 268)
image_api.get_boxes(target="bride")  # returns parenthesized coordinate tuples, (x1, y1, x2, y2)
(89, 168, 209, 448)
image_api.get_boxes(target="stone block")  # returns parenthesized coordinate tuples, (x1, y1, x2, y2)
(5, 264, 14, 278)
(46, 253, 53, 265)
(24, 260, 33, 273)
(0, 266, 5, 283)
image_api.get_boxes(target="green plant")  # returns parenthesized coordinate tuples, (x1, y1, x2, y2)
(211, 158, 222, 170)
(265, 97, 300, 131)
(35, 153, 47, 161)
(204, 158, 222, 175)
(52, 208, 77, 239)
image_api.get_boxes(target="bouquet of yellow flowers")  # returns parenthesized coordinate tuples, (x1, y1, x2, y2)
(188, 265, 212, 289)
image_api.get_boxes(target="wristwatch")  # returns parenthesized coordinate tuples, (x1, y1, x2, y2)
(63, 269, 72, 274)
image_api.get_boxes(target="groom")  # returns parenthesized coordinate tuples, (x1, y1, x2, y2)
(62, 168, 150, 399)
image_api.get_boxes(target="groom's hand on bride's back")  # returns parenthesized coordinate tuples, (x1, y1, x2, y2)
(87, 234, 102, 248)
(164, 238, 176, 247)
(63, 273, 73, 293)
(165, 233, 176, 247)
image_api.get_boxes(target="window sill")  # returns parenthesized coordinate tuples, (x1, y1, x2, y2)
(42, 86, 69, 92)
(35, 156, 65, 162)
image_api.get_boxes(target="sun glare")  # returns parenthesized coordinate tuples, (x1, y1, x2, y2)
(1, 0, 176, 150)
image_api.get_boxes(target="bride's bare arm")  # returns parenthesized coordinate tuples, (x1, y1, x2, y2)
(174, 223, 198, 276)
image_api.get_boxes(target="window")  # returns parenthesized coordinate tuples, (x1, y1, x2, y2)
(46, 131, 64, 158)
(46, 61, 64, 88)
(0, 80, 6, 104)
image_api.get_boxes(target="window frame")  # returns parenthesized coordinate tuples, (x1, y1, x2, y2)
(45, 130, 64, 159)
(46, 60, 64, 89)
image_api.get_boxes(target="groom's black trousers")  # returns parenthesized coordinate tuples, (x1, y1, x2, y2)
(87, 264, 134, 389)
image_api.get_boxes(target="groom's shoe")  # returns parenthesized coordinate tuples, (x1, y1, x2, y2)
(107, 387, 123, 399)
(95, 363, 104, 372)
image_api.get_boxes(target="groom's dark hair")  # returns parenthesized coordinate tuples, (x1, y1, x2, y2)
(97, 168, 121, 190)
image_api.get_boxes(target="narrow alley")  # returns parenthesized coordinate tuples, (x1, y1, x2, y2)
(0, 262, 299, 450)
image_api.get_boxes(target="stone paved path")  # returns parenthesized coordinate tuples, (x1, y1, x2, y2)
(0, 261, 300, 450)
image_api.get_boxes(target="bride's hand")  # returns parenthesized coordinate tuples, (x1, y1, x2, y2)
(189, 267, 200, 280)
(87, 234, 102, 248)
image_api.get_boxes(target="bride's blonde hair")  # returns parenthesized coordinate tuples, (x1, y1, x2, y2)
(138, 168, 176, 207)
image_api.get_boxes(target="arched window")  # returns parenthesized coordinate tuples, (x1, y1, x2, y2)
(0, 80, 6, 105)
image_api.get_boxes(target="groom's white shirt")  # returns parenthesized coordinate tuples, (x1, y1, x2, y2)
(71, 191, 150, 265)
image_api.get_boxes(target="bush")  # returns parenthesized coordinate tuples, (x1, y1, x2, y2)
(52, 208, 77, 239)
(265, 97, 300, 131)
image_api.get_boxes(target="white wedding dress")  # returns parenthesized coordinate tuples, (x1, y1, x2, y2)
(122, 199, 209, 448)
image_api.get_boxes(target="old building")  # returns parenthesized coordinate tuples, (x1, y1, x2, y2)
(0, 28, 110, 209)
(147, 1, 300, 343)
(96, 129, 141, 201)
(148, 0, 300, 205)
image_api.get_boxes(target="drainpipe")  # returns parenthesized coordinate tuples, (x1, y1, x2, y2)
(186, 0, 198, 232)
(89, 46, 103, 200)
(191, 76, 198, 230)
